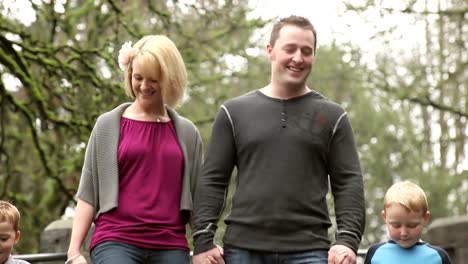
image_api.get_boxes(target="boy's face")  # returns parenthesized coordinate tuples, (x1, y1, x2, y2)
(0, 221, 20, 263)
(382, 204, 430, 248)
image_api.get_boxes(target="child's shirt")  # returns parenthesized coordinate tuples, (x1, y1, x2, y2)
(364, 240, 452, 264)
(4, 255, 31, 264)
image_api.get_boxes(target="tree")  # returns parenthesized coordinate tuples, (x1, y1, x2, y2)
(0, 0, 267, 253)
(342, 0, 468, 247)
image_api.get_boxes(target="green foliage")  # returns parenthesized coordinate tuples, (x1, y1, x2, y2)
(342, 0, 468, 249)
(0, 0, 267, 253)
(1, 0, 466, 256)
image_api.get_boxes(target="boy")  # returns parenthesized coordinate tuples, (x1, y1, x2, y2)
(0, 201, 30, 264)
(364, 181, 452, 264)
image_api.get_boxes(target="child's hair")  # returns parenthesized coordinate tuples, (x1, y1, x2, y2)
(0, 200, 21, 231)
(124, 35, 187, 108)
(384, 181, 428, 215)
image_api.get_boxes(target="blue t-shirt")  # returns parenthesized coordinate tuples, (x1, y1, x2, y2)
(364, 240, 452, 264)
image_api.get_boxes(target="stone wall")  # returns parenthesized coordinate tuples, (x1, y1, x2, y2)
(39, 218, 93, 264)
(426, 215, 468, 264)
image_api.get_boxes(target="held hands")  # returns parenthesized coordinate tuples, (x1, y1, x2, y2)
(64, 254, 88, 264)
(193, 245, 224, 264)
(328, 245, 356, 264)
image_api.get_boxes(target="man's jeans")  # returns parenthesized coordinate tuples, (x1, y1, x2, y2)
(224, 245, 328, 264)
(91, 241, 189, 264)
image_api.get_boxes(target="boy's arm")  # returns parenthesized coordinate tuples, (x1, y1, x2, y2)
(429, 245, 453, 264)
(363, 244, 379, 264)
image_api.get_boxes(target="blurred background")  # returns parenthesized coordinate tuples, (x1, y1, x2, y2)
(0, 0, 466, 259)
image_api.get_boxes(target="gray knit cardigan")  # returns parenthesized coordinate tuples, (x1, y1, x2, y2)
(76, 103, 203, 221)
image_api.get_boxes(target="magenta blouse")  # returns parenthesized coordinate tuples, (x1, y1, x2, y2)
(90, 117, 188, 252)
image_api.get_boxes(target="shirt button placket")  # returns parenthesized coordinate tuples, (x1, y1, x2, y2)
(281, 100, 287, 128)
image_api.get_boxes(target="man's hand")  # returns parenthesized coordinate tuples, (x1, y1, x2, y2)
(328, 245, 356, 264)
(192, 246, 224, 264)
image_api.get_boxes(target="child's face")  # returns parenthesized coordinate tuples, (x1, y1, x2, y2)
(382, 204, 430, 248)
(0, 221, 20, 264)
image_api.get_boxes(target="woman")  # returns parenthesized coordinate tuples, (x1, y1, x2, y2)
(66, 35, 203, 264)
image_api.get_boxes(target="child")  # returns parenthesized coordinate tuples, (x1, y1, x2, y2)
(0, 201, 30, 264)
(364, 181, 452, 264)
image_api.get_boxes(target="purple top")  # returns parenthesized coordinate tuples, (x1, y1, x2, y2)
(90, 117, 187, 252)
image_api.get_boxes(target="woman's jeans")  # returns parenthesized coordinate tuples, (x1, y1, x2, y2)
(224, 245, 328, 264)
(91, 241, 190, 264)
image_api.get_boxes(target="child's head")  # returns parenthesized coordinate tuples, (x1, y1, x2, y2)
(381, 181, 430, 248)
(0, 201, 22, 263)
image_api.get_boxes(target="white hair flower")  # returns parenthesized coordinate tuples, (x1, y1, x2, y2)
(118, 41, 133, 71)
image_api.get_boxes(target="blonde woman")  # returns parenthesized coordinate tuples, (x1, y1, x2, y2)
(66, 35, 203, 264)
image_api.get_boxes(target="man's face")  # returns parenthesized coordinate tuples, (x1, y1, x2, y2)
(267, 25, 316, 90)
(382, 204, 429, 248)
(0, 221, 20, 263)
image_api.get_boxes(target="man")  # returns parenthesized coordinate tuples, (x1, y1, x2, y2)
(192, 15, 365, 264)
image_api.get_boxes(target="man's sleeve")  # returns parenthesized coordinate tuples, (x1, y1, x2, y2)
(328, 113, 366, 252)
(192, 106, 237, 254)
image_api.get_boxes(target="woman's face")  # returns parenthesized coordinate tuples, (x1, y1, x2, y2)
(130, 59, 163, 107)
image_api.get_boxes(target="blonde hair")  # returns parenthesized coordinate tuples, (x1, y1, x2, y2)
(0, 201, 21, 231)
(384, 181, 428, 215)
(124, 35, 187, 107)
